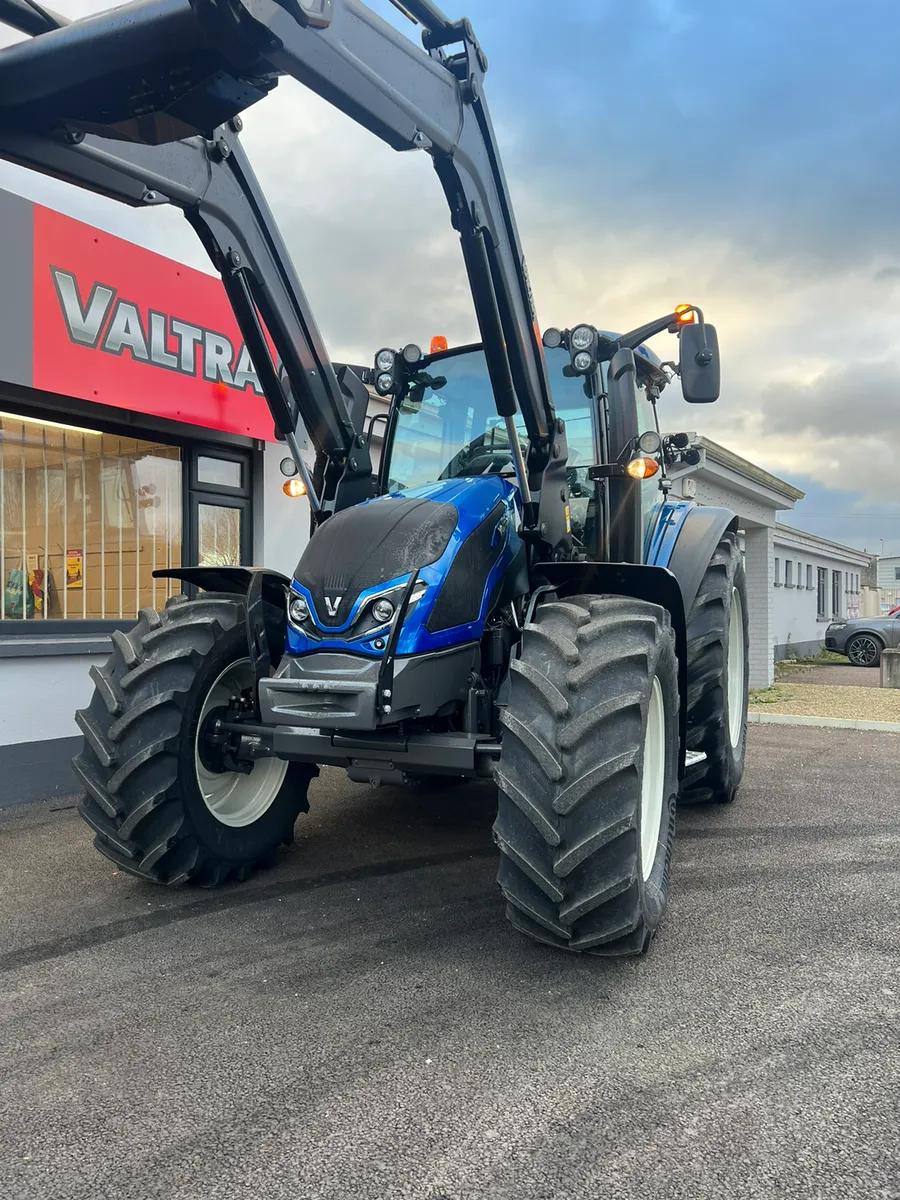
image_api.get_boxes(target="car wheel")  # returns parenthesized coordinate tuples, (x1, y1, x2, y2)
(846, 633, 882, 668)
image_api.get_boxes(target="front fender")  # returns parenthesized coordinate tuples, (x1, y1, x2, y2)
(534, 561, 688, 776)
(153, 566, 291, 602)
(647, 502, 739, 616)
(153, 566, 290, 675)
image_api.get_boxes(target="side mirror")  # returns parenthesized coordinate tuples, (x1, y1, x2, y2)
(679, 323, 720, 403)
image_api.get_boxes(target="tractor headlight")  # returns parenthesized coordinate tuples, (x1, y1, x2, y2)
(289, 595, 309, 624)
(375, 372, 394, 395)
(375, 348, 396, 372)
(401, 343, 422, 364)
(573, 351, 593, 372)
(372, 597, 395, 624)
(571, 325, 594, 351)
(639, 430, 663, 454)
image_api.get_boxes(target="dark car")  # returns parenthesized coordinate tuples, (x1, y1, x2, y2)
(825, 614, 900, 666)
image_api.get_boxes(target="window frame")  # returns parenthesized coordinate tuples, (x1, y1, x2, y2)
(817, 567, 828, 619)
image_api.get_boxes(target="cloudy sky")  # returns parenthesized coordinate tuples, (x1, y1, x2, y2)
(2, 0, 900, 552)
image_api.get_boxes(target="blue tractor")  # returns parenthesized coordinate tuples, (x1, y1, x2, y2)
(0, 0, 748, 953)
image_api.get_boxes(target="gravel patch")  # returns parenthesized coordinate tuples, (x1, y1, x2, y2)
(750, 682, 900, 720)
(774, 663, 881, 689)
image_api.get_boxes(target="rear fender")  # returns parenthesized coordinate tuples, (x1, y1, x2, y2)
(153, 566, 290, 676)
(534, 561, 688, 776)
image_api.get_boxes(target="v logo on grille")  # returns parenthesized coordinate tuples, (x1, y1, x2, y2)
(323, 595, 342, 617)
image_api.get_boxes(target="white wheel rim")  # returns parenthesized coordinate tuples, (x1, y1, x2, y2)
(727, 587, 745, 749)
(194, 658, 289, 828)
(640, 676, 666, 883)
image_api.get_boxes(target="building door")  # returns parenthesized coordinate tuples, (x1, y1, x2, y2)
(187, 447, 252, 568)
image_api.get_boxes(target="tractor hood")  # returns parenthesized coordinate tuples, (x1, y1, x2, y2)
(288, 476, 524, 658)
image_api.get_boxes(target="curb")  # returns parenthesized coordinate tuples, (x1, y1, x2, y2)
(748, 711, 900, 733)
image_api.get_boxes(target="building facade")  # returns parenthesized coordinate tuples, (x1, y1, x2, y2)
(875, 555, 900, 607)
(771, 525, 869, 659)
(665, 441, 874, 680)
(0, 188, 312, 805)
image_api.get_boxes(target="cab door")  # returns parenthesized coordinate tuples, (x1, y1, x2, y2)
(605, 360, 664, 564)
(634, 374, 665, 562)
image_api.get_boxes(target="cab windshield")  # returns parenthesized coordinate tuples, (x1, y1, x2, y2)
(385, 346, 595, 492)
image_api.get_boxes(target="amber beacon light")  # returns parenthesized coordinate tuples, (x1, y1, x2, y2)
(625, 456, 660, 481)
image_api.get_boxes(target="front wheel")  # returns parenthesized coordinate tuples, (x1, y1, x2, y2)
(846, 634, 882, 667)
(74, 594, 314, 886)
(493, 595, 679, 956)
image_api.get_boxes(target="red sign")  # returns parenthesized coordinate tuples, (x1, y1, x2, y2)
(32, 205, 277, 441)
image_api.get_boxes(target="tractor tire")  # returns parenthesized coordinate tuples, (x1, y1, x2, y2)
(680, 534, 749, 806)
(493, 595, 679, 956)
(73, 594, 315, 886)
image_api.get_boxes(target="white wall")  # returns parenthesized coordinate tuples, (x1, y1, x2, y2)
(256, 442, 314, 578)
(0, 653, 104, 747)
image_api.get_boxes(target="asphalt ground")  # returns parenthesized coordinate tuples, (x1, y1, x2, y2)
(0, 725, 898, 1200)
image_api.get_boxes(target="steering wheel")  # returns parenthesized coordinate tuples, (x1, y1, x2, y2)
(441, 433, 517, 480)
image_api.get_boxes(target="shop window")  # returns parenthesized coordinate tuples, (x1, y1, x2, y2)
(0, 412, 182, 621)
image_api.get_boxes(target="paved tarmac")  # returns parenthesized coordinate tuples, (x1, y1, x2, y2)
(0, 725, 898, 1200)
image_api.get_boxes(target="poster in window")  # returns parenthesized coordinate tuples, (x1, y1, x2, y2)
(66, 548, 83, 589)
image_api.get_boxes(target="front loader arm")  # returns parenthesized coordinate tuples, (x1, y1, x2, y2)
(0, 0, 568, 550)
(0, 0, 373, 515)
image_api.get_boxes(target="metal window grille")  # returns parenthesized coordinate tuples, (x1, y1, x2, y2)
(0, 413, 182, 620)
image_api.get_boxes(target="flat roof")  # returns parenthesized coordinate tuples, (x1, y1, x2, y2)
(774, 522, 874, 564)
(698, 438, 805, 502)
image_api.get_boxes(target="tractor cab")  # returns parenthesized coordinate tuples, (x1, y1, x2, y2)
(371, 333, 679, 566)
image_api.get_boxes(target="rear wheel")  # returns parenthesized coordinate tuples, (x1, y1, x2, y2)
(846, 634, 882, 667)
(493, 595, 679, 956)
(680, 534, 749, 805)
(74, 594, 314, 886)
